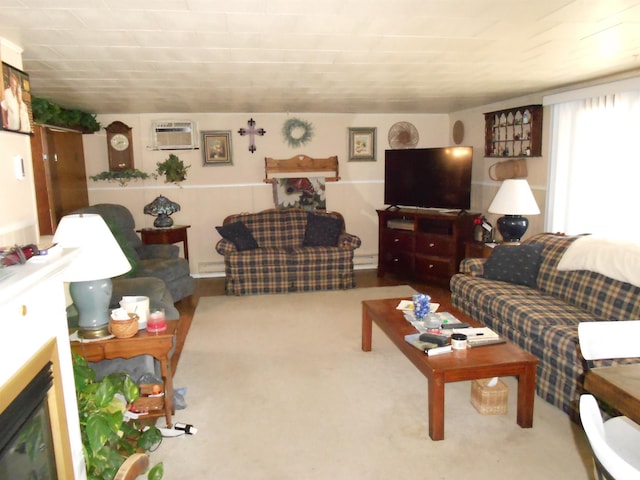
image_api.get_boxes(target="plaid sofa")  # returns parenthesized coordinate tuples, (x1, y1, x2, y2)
(216, 209, 361, 295)
(450, 233, 640, 418)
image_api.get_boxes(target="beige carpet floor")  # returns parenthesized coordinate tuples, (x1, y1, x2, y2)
(151, 286, 594, 479)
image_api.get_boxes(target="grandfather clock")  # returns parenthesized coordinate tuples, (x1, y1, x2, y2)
(105, 121, 134, 171)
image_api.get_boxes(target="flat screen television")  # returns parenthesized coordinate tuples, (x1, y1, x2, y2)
(384, 147, 473, 211)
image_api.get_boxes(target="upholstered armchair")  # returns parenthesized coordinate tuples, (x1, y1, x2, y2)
(73, 204, 195, 303)
(69, 203, 194, 382)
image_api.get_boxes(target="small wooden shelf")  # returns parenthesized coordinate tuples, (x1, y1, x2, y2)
(484, 105, 543, 158)
(264, 154, 339, 183)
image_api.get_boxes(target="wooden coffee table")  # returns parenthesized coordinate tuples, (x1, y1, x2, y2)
(362, 297, 538, 440)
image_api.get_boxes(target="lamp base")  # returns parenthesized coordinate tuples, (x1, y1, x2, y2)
(497, 215, 529, 243)
(78, 324, 111, 339)
(153, 214, 174, 228)
(70, 278, 113, 338)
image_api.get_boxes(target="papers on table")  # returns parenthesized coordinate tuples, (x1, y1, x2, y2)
(69, 330, 115, 342)
(464, 327, 499, 339)
(397, 300, 502, 345)
(396, 299, 440, 313)
(466, 327, 504, 347)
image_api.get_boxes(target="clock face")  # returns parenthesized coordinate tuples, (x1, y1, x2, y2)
(110, 133, 130, 151)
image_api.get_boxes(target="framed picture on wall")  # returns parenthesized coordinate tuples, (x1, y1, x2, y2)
(1, 63, 33, 135)
(202, 130, 233, 166)
(348, 127, 376, 161)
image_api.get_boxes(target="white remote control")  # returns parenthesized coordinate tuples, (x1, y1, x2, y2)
(427, 345, 452, 356)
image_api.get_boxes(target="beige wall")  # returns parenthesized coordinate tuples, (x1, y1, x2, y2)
(449, 95, 551, 242)
(0, 40, 39, 247)
(84, 113, 450, 276)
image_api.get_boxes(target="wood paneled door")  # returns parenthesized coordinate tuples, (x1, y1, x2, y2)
(31, 125, 89, 235)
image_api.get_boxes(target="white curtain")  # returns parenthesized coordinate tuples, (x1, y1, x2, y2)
(547, 90, 640, 240)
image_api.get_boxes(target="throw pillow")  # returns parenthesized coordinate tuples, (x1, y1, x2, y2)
(303, 213, 341, 247)
(482, 243, 544, 288)
(216, 222, 259, 251)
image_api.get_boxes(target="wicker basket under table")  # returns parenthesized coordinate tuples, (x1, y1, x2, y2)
(470, 378, 508, 415)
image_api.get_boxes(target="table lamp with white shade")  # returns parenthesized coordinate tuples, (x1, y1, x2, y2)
(53, 213, 132, 338)
(488, 179, 540, 243)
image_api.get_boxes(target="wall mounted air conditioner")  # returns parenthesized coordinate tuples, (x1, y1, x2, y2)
(151, 120, 197, 150)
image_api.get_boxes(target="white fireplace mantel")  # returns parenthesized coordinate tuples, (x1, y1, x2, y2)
(0, 249, 86, 479)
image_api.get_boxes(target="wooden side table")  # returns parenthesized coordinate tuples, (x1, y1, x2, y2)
(138, 225, 191, 260)
(465, 241, 495, 259)
(70, 320, 178, 427)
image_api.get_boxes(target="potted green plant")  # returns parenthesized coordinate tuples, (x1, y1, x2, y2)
(72, 353, 163, 480)
(156, 154, 190, 184)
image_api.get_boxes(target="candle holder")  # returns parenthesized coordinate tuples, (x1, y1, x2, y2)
(147, 307, 167, 333)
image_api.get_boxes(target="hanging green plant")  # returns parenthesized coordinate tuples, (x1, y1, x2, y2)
(156, 154, 190, 184)
(31, 97, 101, 133)
(282, 118, 314, 148)
(89, 169, 156, 187)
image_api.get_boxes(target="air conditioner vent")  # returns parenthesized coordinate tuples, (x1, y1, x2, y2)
(152, 120, 197, 150)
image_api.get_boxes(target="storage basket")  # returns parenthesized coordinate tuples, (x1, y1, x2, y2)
(109, 313, 139, 339)
(470, 378, 508, 415)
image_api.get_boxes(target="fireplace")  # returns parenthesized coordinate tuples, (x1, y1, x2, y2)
(0, 246, 85, 478)
(0, 360, 57, 478)
(0, 339, 77, 479)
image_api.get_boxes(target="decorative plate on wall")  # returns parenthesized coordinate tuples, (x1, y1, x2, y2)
(452, 120, 464, 144)
(388, 122, 419, 149)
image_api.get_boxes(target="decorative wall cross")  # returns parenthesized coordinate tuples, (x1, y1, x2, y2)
(238, 118, 266, 153)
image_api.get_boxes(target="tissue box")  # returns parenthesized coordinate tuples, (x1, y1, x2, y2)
(470, 378, 508, 415)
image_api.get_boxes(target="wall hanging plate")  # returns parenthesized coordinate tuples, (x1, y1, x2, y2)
(452, 120, 464, 144)
(388, 122, 419, 149)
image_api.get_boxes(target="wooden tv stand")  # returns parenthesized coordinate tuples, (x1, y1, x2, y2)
(377, 208, 476, 286)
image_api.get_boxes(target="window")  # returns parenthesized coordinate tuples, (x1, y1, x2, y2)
(546, 86, 640, 240)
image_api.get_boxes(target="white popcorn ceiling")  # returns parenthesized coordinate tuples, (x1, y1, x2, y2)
(1, 0, 639, 114)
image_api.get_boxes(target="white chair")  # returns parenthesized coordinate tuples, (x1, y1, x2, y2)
(580, 395, 640, 479)
(578, 320, 640, 362)
(578, 321, 640, 479)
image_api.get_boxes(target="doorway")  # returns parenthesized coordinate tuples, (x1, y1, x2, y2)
(30, 126, 89, 235)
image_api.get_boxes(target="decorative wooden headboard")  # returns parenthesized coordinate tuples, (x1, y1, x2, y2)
(264, 155, 339, 183)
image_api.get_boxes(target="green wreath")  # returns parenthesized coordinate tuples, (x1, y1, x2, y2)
(282, 118, 314, 148)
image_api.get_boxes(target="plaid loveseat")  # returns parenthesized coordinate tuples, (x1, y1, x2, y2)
(450, 233, 640, 418)
(215, 209, 361, 295)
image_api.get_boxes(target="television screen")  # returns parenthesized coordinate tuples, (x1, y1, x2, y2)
(384, 147, 473, 210)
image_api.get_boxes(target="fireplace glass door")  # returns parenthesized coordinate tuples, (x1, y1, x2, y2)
(0, 362, 57, 479)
